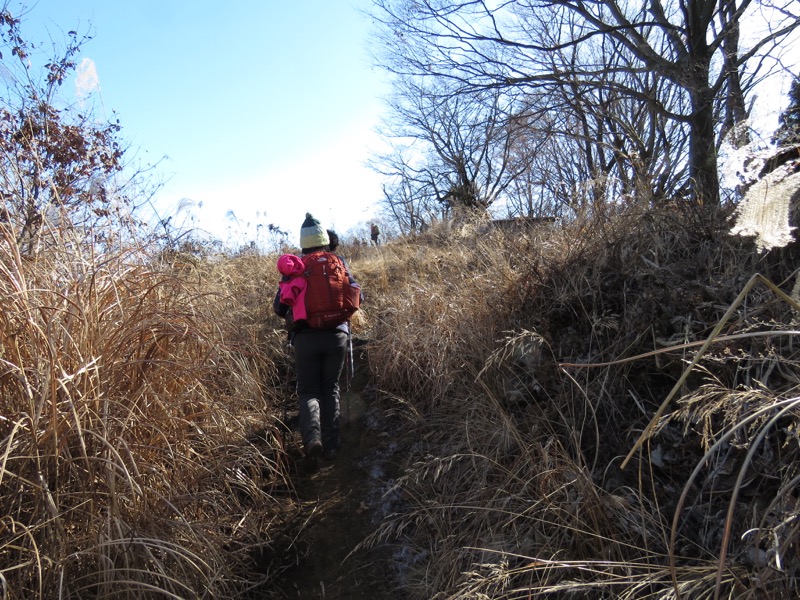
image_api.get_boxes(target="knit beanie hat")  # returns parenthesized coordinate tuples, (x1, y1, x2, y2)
(299, 213, 329, 250)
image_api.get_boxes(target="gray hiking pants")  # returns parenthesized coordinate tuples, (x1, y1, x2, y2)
(293, 328, 348, 453)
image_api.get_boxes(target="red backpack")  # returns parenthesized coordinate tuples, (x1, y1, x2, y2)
(301, 251, 360, 329)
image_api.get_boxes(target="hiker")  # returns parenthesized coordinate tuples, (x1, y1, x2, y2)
(273, 214, 361, 468)
(370, 223, 380, 246)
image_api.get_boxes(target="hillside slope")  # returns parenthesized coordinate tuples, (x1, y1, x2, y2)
(2, 204, 799, 599)
(317, 210, 800, 599)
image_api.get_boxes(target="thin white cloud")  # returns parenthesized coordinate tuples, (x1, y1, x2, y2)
(75, 58, 100, 100)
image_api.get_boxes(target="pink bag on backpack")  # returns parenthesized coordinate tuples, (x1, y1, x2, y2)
(277, 254, 308, 321)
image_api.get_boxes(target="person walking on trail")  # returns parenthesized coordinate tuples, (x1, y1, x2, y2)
(273, 214, 361, 470)
(370, 223, 380, 246)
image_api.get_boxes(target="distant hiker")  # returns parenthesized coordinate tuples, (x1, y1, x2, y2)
(370, 223, 380, 246)
(273, 213, 362, 470)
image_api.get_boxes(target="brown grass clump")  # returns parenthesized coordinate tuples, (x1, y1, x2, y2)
(358, 229, 527, 408)
(356, 206, 800, 599)
(0, 224, 290, 598)
(4, 195, 800, 599)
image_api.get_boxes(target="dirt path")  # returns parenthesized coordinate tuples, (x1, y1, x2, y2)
(271, 342, 408, 599)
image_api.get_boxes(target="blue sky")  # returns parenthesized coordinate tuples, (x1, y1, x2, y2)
(9, 2, 800, 248)
(19, 0, 389, 246)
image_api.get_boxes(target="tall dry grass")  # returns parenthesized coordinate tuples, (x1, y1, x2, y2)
(0, 223, 291, 598)
(3, 202, 799, 598)
(355, 208, 800, 599)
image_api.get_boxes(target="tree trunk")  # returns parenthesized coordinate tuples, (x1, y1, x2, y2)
(720, 4, 750, 147)
(686, 0, 720, 207)
(689, 86, 720, 206)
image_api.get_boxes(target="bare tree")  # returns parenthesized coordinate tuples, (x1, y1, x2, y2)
(773, 74, 800, 146)
(372, 76, 527, 228)
(510, 23, 690, 213)
(380, 175, 432, 235)
(371, 0, 800, 208)
(370, 133, 449, 233)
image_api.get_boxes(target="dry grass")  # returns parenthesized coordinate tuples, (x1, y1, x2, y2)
(354, 205, 800, 599)
(0, 224, 291, 598)
(3, 195, 800, 599)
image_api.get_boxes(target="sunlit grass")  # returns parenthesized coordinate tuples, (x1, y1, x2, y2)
(0, 223, 290, 598)
(2, 197, 800, 598)
(354, 207, 800, 599)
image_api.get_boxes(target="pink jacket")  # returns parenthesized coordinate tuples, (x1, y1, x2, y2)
(276, 254, 307, 321)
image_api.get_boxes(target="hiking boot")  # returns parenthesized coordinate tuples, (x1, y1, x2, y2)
(306, 439, 323, 459)
(303, 440, 322, 474)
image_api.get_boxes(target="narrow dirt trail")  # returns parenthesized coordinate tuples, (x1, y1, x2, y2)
(272, 341, 408, 599)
